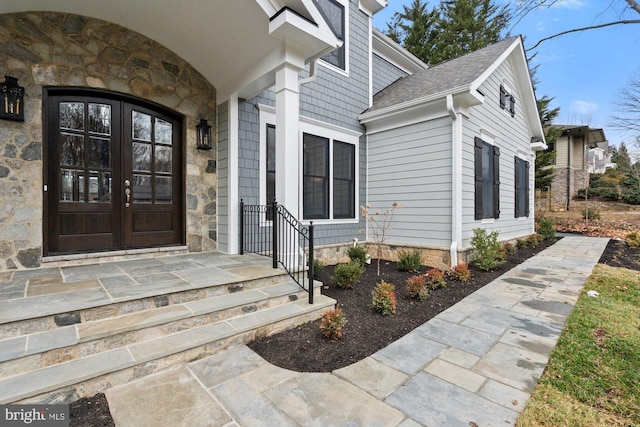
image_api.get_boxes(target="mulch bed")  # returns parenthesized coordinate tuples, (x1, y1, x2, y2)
(598, 239, 640, 271)
(67, 236, 640, 426)
(248, 238, 558, 372)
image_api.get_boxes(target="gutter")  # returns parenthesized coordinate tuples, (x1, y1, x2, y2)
(298, 59, 318, 88)
(447, 94, 462, 267)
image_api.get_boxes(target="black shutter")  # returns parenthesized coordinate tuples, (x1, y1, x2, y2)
(525, 160, 530, 217)
(510, 95, 516, 117)
(493, 145, 500, 219)
(514, 156, 520, 218)
(474, 137, 484, 220)
(499, 85, 506, 109)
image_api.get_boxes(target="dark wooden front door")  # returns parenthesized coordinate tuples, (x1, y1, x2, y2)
(45, 90, 184, 255)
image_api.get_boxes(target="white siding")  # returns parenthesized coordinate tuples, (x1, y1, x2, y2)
(368, 117, 453, 248)
(460, 59, 535, 247)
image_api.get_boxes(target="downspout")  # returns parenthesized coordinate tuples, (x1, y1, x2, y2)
(447, 94, 462, 267)
(566, 131, 571, 210)
(298, 59, 318, 88)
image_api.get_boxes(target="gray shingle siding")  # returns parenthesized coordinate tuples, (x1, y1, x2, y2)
(237, 0, 370, 248)
(372, 53, 408, 95)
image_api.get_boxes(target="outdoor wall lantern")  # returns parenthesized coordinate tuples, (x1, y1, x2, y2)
(1, 76, 25, 122)
(196, 119, 212, 150)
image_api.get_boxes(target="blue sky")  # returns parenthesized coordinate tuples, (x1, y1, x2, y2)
(372, 0, 640, 147)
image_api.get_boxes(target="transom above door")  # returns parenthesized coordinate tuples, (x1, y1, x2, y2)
(44, 89, 184, 255)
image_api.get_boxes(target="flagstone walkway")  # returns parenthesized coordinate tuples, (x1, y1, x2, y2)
(105, 236, 610, 427)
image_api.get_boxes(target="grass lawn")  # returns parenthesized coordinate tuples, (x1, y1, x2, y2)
(517, 264, 640, 426)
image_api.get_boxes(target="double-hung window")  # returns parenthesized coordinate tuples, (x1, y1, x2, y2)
(515, 156, 530, 218)
(303, 133, 356, 220)
(315, 0, 346, 71)
(474, 137, 500, 220)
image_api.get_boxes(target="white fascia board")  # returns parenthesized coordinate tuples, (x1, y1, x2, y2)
(359, 0, 387, 17)
(372, 29, 428, 75)
(269, 4, 341, 59)
(531, 140, 548, 151)
(360, 98, 449, 135)
(359, 86, 480, 131)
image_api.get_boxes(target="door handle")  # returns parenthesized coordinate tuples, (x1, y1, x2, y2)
(125, 188, 131, 207)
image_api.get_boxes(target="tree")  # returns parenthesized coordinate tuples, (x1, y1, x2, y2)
(611, 68, 640, 140)
(384, 0, 510, 66)
(612, 142, 633, 174)
(429, 0, 511, 65)
(514, 0, 640, 51)
(385, 0, 439, 63)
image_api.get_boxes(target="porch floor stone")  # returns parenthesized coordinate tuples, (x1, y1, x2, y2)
(0, 236, 610, 425)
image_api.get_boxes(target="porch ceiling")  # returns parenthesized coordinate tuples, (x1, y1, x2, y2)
(1, 0, 321, 100)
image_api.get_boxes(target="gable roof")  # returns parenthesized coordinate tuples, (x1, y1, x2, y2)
(368, 36, 520, 112)
(360, 35, 545, 145)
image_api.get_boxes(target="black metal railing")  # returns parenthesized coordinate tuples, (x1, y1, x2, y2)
(240, 199, 315, 304)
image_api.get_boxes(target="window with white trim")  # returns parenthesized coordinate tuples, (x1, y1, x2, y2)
(303, 133, 356, 220)
(499, 84, 515, 117)
(474, 137, 500, 220)
(515, 156, 530, 218)
(315, 0, 347, 71)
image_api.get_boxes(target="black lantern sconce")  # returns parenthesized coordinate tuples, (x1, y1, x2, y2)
(1, 76, 25, 122)
(196, 119, 212, 150)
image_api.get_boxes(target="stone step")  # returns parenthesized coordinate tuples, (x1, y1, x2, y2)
(0, 294, 335, 404)
(0, 268, 298, 338)
(0, 280, 318, 372)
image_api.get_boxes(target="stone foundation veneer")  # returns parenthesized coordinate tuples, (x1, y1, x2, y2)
(314, 243, 457, 271)
(0, 12, 218, 269)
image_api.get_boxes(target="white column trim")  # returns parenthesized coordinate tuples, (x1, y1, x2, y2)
(227, 93, 239, 254)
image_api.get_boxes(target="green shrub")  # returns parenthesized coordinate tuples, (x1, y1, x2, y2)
(599, 187, 620, 201)
(590, 178, 616, 189)
(526, 234, 541, 248)
(626, 232, 640, 248)
(516, 238, 527, 249)
(470, 228, 505, 271)
(450, 263, 472, 283)
(622, 188, 640, 205)
(581, 208, 601, 220)
(319, 308, 347, 340)
(330, 261, 365, 289)
(425, 268, 447, 289)
(312, 259, 326, 279)
(397, 249, 422, 272)
(536, 217, 556, 240)
(502, 242, 516, 255)
(406, 275, 429, 300)
(346, 245, 368, 264)
(589, 173, 604, 185)
(372, 281, 397, 315)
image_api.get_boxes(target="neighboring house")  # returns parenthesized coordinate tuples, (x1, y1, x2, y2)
(587, 141, 615, 174)
(0, 0, 544, 272)
(544, 125, 606, 211)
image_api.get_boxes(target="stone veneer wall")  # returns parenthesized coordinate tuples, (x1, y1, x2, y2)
(0, 12, 217, 269)
(549, 167, 589, 211)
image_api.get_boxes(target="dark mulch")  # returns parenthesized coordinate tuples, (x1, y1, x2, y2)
(70, 393, 114, 427)
(598, 239, 640, 271)
(248, 239, 559, 372)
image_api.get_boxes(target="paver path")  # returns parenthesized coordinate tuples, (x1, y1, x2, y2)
(106, 236, 610, 427)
